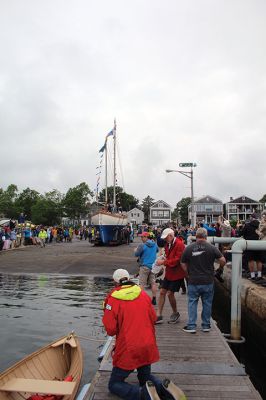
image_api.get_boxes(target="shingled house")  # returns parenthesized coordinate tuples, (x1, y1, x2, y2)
(150, 200, 171, 226)
(189, 195, 223, 224)
(225, 195, 263, 221)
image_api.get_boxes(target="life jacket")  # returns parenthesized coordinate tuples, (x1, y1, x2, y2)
(28, 376, 73, 400)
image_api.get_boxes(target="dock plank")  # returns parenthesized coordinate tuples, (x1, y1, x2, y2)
(86, 291, 262, 399)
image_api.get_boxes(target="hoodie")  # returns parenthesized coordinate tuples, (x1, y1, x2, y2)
(134, 239, 158, 268)
(102, 282, 159, 369)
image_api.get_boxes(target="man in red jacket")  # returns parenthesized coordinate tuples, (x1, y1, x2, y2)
(155, 228, 186, 324)
(103, 268, 187, 400)
(103, 268, 161, 399)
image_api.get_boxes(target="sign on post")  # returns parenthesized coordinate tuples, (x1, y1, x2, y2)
(179, 163, 197, 167)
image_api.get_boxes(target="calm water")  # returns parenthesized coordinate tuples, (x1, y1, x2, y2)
(0, 273, 113, 385)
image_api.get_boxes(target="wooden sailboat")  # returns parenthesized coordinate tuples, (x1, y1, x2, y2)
(0, 333, 83, 400)
(92, 120, 128, 245)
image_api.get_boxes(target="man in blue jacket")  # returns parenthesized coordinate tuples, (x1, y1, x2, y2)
(134, 232, 159, 305)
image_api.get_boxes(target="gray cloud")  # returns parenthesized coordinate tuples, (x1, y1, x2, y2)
(1, 0, 266, 207)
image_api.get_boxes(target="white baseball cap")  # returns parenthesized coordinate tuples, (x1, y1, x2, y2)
(113, 269, 130, 283)
(161, 228, 175, 239)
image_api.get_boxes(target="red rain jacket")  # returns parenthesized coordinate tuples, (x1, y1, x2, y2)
(102, 283, 159, 370)
(164, 237, 186, 281)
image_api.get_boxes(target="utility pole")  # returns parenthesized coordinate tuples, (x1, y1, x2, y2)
(166, 163, 197, 227)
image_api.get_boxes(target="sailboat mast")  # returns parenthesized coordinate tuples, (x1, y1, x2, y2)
(113, 119, 116, 208)
(105, 140, 108, 205)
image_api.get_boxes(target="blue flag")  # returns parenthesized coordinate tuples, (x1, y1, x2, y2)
(106, 129, 113, 138)
(99, 142, 106, 153)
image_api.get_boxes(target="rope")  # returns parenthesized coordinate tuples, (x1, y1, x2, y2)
(77, 335, 108, 342)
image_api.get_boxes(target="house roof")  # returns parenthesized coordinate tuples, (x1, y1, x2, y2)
(127, 207, 144, 213)
(194, 195, 223, 204)
(151, 200, 171, 209)
(228, 195, 259, 204)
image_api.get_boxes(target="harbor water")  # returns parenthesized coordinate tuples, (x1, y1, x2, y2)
(0, 273, 113, 386)
(1, 272, 265, 399)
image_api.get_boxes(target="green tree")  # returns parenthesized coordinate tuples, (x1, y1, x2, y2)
(63, 182, 93, 219)
(45, 189, 64, 204)
(31, 197, 61, 226)
(173, 197, 191, 226)
(141, 195, 155, 222)
(98, 186, 139, 211)
(14, 188, 41, 220)
(0, 184, 19, 217)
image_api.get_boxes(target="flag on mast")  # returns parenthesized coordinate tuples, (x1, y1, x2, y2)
(106, 129, 113, 139)
(99, 142, 106, 153)
(99, 126, 114, 152)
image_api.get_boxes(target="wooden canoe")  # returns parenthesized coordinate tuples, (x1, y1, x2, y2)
(0, 333, 83, 400)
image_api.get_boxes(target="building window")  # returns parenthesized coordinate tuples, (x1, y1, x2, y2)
(137, 213, 139, 217)
(152, 211, 158, 217)
(158, 211, 164, 217)
(164, 211, 169, 217)
(131, 213, 133, 217)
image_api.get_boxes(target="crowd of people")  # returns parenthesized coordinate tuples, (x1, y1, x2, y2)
(0, 222, 99, 251)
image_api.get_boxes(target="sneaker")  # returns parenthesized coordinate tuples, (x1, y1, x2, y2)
(155, 315, 163, 324)
(168, 312, 180, 324)
(142, 381, 160, 400)
(182, 326, 196, 333)
(151, 297, 157, 305)
(255, 276, 263, 281)
(161, 378, 187, 400)
(201, 327, 211, 332)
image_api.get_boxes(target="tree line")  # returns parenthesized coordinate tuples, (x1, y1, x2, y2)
(3, 184, 264, 226)
(0, 184, 160, 226)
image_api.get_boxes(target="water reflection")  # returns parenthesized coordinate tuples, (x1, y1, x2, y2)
(0, 273, 113, 385)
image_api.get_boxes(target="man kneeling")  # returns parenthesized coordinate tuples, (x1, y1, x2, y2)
(102, 268, 186, 400)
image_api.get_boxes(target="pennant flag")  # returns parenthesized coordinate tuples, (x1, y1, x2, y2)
(99, 142, 106, 153)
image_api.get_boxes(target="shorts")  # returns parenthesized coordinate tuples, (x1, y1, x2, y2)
(160, 278, 184, 293)
(139, 266, 156, 287)
(244, 250, 264, 262)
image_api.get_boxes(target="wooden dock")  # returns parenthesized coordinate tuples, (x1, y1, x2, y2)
(86, 291, 262, 399)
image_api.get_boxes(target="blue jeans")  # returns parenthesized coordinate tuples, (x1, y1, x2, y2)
(109, 365, 162, 400)
(187, 283, 214, 329)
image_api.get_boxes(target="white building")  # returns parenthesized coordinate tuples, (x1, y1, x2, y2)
(188, 195, 223, 224)
(127, 208, 144, 226)
(150, 200, 171, 226)
(225, 195, 263, 221)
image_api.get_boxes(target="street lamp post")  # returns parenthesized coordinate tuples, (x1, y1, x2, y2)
(166, 163, 197, 227)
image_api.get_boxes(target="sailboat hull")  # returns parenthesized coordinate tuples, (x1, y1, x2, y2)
(91, 211, 128, 245)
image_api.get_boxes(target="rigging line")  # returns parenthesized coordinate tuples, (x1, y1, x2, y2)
(116, 138, 125, 191)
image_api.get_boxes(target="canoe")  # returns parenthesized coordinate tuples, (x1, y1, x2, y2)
(0, 333, 83, 400)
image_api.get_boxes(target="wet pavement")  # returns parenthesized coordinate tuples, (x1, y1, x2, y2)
(0, 239, 138, 275)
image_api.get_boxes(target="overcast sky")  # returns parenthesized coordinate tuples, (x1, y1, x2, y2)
(1, 0, 266, 208)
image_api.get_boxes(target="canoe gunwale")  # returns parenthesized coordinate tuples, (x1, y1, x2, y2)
(0, 333, 83, 400)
